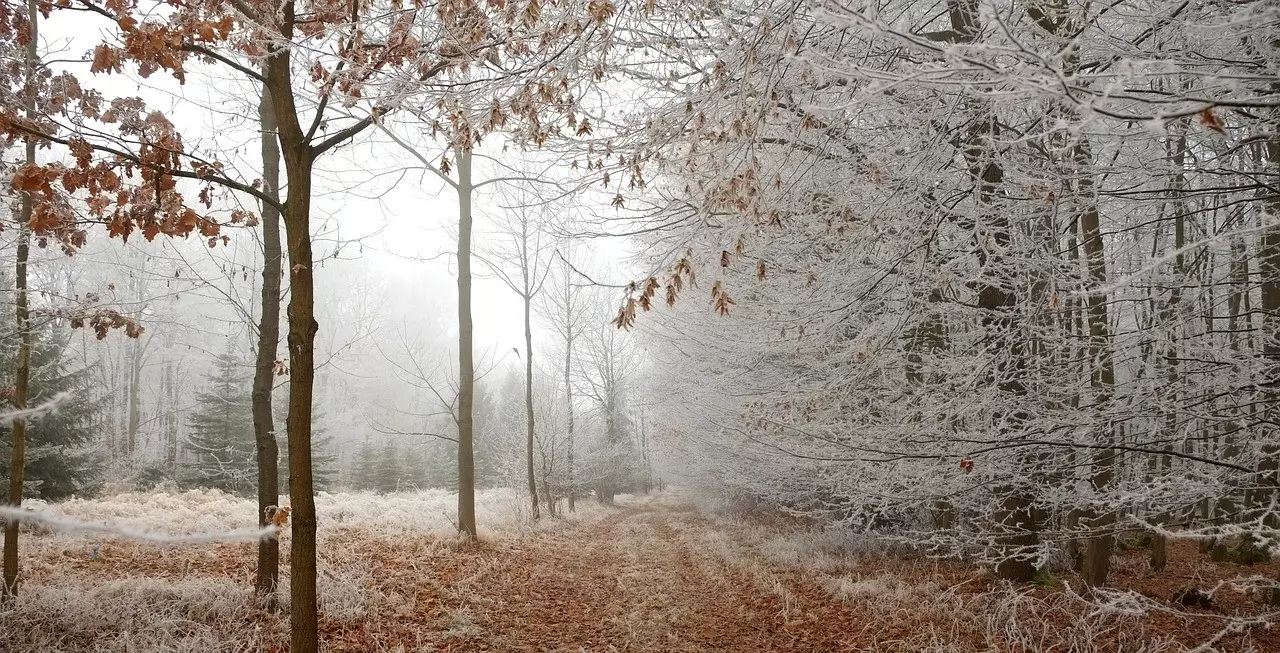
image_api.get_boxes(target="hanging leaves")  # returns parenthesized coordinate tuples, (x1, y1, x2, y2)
(587, 0, 618, 23)
(523, 0, 542, 28)
(1198, 107, 1225, 134)
(41, 307, 145, 340)
(710, 280, 736, 316)
(612, 297, 637, 330)
(639, 277, 660, 311)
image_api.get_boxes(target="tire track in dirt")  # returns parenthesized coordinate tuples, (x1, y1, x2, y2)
(439, 512, 635, 652)
(631, 507, 861, 652)
(444, 501, 864, 652)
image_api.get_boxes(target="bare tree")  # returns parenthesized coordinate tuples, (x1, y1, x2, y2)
(537, 249, 595, 512)
(479, 187, 554, 518)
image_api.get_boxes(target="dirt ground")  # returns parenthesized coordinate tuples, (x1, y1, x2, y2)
(315, 500, 870, 652)
(312, 499, 1279, 652)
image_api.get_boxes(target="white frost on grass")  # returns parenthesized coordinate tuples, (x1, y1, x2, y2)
(0, 504, 274, 543)
(0, 577, 279, 653)
(818, 573, 941, 603)
(0, 486, 615, 653)
(40, 486, 608, 540)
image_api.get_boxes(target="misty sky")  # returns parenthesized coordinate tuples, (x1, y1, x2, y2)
(36, 10, 636, 359)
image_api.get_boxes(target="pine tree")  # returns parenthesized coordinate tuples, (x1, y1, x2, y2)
(424, 433, 458, 491)
(276, 401, 338, 493)
(400, 442, 429, 490)
(374, 440, 402, 493)
(351, 440, 378, 491)
(183, 352, 256, 496)
(0, 314, 103, 500)
(471, 379, 498, 488)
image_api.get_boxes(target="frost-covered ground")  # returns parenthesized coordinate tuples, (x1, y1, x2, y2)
(37, 485, 577, 539)
(0, 487, 617, 653)
(2, 489, 1276, 652)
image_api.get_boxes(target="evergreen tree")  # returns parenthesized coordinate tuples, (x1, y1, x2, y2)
(351, 440, 378, 491)
(424, 432, 458, 491)
(183, 352, 256, 496)
(471, 379, 498, 487)
(373, 439, 402, 493)
(276, 401, 338, 493)
(0, 314, 103, 500)
(400, 441, 429, 490)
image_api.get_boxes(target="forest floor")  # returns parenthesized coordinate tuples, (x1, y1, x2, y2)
(2, 491, 1278, 652)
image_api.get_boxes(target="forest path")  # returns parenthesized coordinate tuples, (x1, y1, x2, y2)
(391, 497, 865, 653)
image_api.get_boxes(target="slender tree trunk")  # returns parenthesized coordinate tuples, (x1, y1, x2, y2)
(1152, 129, 1189, 571)
(163, 360, 178, 473)
(524, 285, 539, 520)
(598, 392, 619, 505)
(541, 464, 555, 517)
(639, 408, 652, 494)
(3, 0, 38, 604)
(251, 79, 284, 607)
(265, 13, 319, 648)
(1076, 138, 1118, 588)
(280, 156, 318, 652)
(2, 198, 32, 605)
(564, 273, 576, 513)
(1257, 126, 1280, 605)
(126, 332, 144, 458)
(457, 150, 478, 540)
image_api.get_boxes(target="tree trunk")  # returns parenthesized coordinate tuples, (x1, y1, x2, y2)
(456, 149, 478, 540)
(1076, 139, 1118, 589)
(942, 0, 1035, 582)
(565, 273, 576, 513)
(126, 332, 144, 459)
(598, 393, 619, 505)
(541, 470, 555, 517)
(639, 408, 652, 494)
(971, 133, 1035, 582)
(3, 0, 38, 604)
(251, 79, 284, 607)
(1152, 129, 1188, 571)
(524, 282, 539, 520)
(281, 157, 318, 653)
(265, 14, 319, 649)
(1257, 126, 1280, 605)
(164, 360, 178, 474)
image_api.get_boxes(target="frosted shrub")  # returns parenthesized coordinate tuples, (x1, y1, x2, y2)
(0, 577, 269, 652)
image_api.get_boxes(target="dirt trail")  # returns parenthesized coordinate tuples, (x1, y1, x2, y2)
(415, 500, 864, 653)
